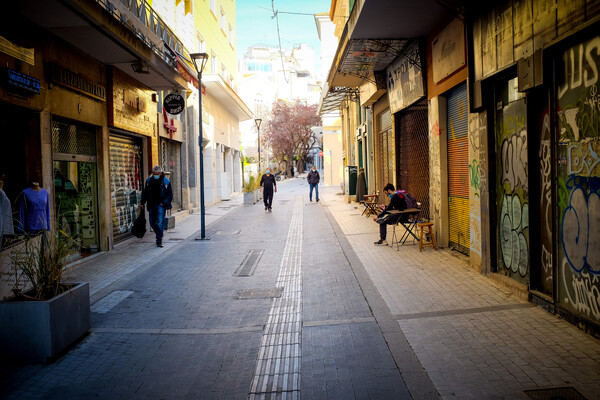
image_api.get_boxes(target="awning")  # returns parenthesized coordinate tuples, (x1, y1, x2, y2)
(319, 85, 359, 116)
(325, 0, 460, 92)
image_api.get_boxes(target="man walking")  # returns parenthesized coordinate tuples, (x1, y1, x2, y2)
(260, 169, 277, 212)
(140, 165, 173, 247)
(307, 166, 320, 202)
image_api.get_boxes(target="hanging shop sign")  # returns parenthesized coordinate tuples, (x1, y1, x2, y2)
(163, 93, 185, 115)
(162, 108, 177, 139)
(46, 63, 105, 101)
(386, 41, 425, 114)
(432, 18, 466, 83)
(177, 60, 199, 89)
(4, 68, 40, 94)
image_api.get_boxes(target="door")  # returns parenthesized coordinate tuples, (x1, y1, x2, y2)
(109, 134, 143, 242)
(447, 83, 470, 254)
(495, 77, 529, 284)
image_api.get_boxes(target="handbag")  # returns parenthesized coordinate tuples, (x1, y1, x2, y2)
(131, 209, 146, 238)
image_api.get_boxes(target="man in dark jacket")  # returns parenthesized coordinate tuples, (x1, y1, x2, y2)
(373, 183, 407, 245)
(140, 165, 173, 247)
(307, 166, 320, 202)
(260, 169, 277, 212)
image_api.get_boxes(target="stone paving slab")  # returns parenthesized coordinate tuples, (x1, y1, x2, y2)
(319, 186, 600, 400)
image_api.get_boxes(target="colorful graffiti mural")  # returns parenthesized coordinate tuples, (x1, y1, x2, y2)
(557, 35, 600, 325)
(496, 99, 529, 284)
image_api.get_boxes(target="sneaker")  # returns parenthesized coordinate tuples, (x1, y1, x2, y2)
(316, 198, 320, 202)
(268, 207, 272, 213)
(309, 199, 312, 202)
(373, 239, 386, 245)
(156, 242, 163, 248)
(265, 206, 268, 210)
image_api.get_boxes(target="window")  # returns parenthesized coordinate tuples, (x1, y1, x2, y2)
(228, 23, 234, 45)
(220, 7, 226, 32)
(196, 32, 205, 53)
(246, 62, 272, 72)
(211, 51, 217, 74)
(210, 0, 216, 15)
(221, 64, 227, 81)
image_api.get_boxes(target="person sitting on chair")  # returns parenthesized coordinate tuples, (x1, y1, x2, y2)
(373, 183, 407, 245)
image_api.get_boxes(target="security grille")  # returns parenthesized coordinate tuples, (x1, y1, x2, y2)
(52, 119, 96, 156)
(396, 100, 430, 220)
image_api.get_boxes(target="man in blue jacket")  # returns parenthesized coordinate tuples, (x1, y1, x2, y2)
(140, 165, 173, 247)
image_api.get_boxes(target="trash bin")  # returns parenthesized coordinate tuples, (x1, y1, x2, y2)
(344, 166, 357, 196)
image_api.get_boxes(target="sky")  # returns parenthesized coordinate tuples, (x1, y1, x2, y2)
(235, 0, 332, 71)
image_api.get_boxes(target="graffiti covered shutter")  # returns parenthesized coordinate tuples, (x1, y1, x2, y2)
(447, 82, 470, 254)
(109, 134, 143, 242)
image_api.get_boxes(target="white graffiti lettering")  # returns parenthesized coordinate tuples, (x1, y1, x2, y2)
(567, 141, 600, 177)
(562, 259, 600, 320)
(501, 128, 528, 191)
(500, 193, 529, 277)
(558, 37, 600, 100)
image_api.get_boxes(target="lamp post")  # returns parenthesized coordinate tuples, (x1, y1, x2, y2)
(190, 52, 209, 240)
(254, 118, 262, 173)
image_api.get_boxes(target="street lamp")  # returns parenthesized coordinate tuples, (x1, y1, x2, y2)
(254, 118, 262, 172)
(190, 52, 209, 240)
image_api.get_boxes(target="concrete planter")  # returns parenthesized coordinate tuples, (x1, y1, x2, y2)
(0, 282, 91, 363)
(243, 191, 255, 205)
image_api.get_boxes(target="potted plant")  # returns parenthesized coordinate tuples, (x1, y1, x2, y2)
(0, 229, 91, 363)
(243, 174, 258, 205)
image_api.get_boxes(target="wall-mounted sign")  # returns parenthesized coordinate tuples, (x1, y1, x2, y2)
(5, 68, 40, 94)
(432, 18, 466, 83)
(162, 108, 177, 139)
(0, 36, 34, 65)
(109, 68, 155, 137)
(177, 60, 199, 89)
(47, 63, 105, 101)
(163, 93, 185, 115)
(386, 41, 425, 114)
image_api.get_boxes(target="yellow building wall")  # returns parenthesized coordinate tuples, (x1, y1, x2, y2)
(194, 0, 238, 82)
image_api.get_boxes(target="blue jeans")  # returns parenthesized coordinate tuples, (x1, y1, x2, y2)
(309, 183, 319, 201)
(148, 205, 165, 244)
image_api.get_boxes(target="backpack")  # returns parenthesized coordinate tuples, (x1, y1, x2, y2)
(398, 190, 418, 209)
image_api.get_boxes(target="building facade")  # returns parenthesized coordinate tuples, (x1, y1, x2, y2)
(322, 0, 600, 335)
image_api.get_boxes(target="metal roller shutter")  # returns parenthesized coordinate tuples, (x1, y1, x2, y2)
(109, 134, 143, 242)
(447, 82, 470, 254)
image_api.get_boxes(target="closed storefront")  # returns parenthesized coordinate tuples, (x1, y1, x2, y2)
(555, 33, 600, 326)
(160, 139, 182, 209)
(109, 134, 143, 242)
(52, 118, 100, 255)
(396, 100, 430, 220)
(446, 82, 469, 253)
(495, 77, 529, 285)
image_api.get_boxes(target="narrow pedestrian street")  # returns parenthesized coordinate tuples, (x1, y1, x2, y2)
(2, 178, 599, 400)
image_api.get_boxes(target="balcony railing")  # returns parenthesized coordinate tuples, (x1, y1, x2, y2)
(95, 0, 186, 68)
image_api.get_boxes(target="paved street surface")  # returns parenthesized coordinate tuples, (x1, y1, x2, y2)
(1, 177, 600, 400)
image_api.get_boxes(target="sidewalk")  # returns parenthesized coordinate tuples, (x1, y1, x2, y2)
(319, 186, 600, 399)
(64, 194, 244, 302)
(1, 179, 599, 400)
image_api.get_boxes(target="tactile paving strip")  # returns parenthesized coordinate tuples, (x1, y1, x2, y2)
(249, 196, 303, 400)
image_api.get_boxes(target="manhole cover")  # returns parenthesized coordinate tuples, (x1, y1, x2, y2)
(233, 287, 283, 299)
(215, 230, 241, 235)
(234, 249, 264, 276)
(524, 387, 588, 400)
